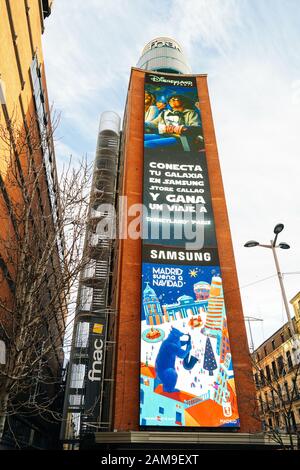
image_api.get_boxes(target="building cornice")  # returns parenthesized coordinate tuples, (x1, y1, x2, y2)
(130, 67, 208, 78)
(94, 430, 289, 448)
(290, 291, 300, 304)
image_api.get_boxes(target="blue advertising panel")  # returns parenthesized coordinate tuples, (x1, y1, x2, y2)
(140, 73, 240, 428)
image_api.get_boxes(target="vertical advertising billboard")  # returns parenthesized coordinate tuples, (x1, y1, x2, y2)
(140, 73, 240, 428)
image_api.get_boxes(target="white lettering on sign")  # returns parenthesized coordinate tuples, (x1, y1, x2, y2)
(88, 338, 104, 382)
(150, 39, 181, 52)
(149, 75, 193, 87)
(150, 249, 212, 262)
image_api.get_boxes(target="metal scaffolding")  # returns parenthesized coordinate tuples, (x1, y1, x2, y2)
(61, 112, 121, 444)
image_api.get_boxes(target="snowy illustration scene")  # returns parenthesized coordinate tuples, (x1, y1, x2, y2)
(140, 263, 240, 428)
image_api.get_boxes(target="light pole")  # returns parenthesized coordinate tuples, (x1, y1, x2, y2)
(244, 316, 264, 353)
(244, 223, 300, 364)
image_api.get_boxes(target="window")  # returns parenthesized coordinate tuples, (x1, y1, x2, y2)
(30, 57, 47, 130)
(271, 361, 278, 378)
(79, 286, 93, 311)
(280, 333, 285, 343)
(271, 389, 275, 407)
(65, 412, 81, 439)
(290, 411, 297, 432)
(268, 418, 273, 429)
(266, 365, 272, 382)
(0, 340, 5, 365)
(0, 79, 5, 104)
(277, 384, 282, 401)
(292, 378, 299, 398)
(70, 364, 85, 389)
(75, 322, 89, 348)
(176, 411, 182, 424)
(69, 394, 84, 407)
(277, 356, 285, 376)
(286, 350, 293, 370)
(264, 346, 267, 356)
(260, 370, 265, 386)
(284, 382, 290, 401)
(264, 392, 269, 410)
(82, 260, 96, 279)
(259, 395, 264, 413)
(271, 340, 276, 351)
(159, 407, 164, 414)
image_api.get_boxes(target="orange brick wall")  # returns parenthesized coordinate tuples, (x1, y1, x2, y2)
(113, 68, 260, 433)
(0, 1, 65, 371)
(0, 0, 47, 256)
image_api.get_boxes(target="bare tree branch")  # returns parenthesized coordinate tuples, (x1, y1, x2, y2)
(0, 107, 92, 445)
(251, 351, 300, 450)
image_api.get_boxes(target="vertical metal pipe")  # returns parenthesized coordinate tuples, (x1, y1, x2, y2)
(270, 240, 295, 335)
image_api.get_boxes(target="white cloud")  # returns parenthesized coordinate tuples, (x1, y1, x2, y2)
(169, 0, 242, 58)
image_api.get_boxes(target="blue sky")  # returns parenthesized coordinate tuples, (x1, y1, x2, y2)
(42, 0, 300, 349)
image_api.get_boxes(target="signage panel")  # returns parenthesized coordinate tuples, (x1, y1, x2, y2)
(83, 320, 106, 426)
(140, 73, 240, 428)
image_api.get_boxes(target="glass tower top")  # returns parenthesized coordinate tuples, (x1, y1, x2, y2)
(137, 37, 191, 75)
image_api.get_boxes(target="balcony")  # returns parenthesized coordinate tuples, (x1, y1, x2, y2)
(97, 135, 119, 153)
(92, 187, 114, 205)
(88, 203, 115, 231)
(81, 259, 109, 287)
(89, 207, 110, 221)
(91, 287, 107, 311)
(77, 286, 108, 315)
(88, 233, 112, 258)
(94, 175, 115, 193)
(95, 155, 116, 173)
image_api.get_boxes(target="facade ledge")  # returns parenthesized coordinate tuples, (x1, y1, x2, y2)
(94, 431, 283, 447)
(131, 66, 208, 78)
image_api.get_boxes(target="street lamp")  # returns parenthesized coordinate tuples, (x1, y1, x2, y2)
(244, 223, 300, 363)
(244, 316, 264, 353)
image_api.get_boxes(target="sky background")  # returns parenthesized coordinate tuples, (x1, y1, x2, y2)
(42, 0, 300, 350)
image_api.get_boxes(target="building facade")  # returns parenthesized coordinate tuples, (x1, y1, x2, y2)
(252, 294, 300, 437)
(111, 38, 259, 439)
(63, 37, 267, 449)
(0, 0, 65, 449)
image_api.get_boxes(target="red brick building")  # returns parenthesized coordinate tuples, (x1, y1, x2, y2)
(65, 37, 277, 450)
(111, 67, 259, 436)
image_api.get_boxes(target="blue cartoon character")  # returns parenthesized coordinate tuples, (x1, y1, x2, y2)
(155, 327, 192, 393)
